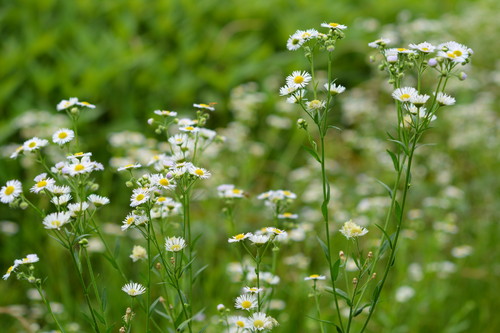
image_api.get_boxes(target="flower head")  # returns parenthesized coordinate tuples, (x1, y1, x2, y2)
(130, 245, 148, 262)
(23, 137, 48, 152)
(304, 274, 326, 281)
(321, 22, 347, 30)
(409, 42, 435, 53)
(193, 103, 216, 111)
(30, 173, 55, 194)
(130, 188, 150, 207)
(57, 97, 79, 111)
(392, 87, 418, 102)
(165, 236, 187, 252)
(154, 110, 178, 117)
(52, 128, 75, 145)
(42, 212, 72, 230)
(1, 180, 22, 204)
(228, 233, 251, 243)
(122, 282, 146, 296)
(436, 92, 456, 106)
(324, 82, 346, 95)
(339, 220, 368, 239)
(368, 38, 390, 48)
(234, 294, 258, 311)
(286, 71, 312, 88)
(88, 194, 110, 207)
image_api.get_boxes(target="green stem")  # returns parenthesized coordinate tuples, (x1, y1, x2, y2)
(313, 281, 325, 333)
(36, 284, 67, 333)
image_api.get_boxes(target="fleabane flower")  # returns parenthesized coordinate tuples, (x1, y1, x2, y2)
(438, 41, 471, 63)
(410, 94, 430, 107)
(249, 234, 270, 245)
(286, 31, 305, 51)
(279, 84, 299, 96)
(3, 264, 18, 280)
(245, 312, 275, 331)
(228, 233, 252, 243)
(15, 254, 40, 266)
(229, 316, 248, 329)
(188, 165, 211, 179)
(278, 212, 298, 219)
(117, 163, 142, 172)
(57, 97, 79, 111)
(52, 128, 75, 145)
(193, 103, 216, 111)
(88, 194, 110, 207)
(286, 71, 312, 88)
(409, 42, 435, 53)
(129, 245, 147, 262)
(243, 286, 264, 294)
(121, 212, 146, 231)
(392, 87, 418, 102)
(150, 174, 176, 190)
(10, 146, 24, 159)
(30, 173, 55, 194)
(154, 110, 178, 117)
(168, 134, 188, 146)
(165, 236, 187, 252)
(130, 188, 150, 207)
(436, 92, 456, 106)
(286, 89, 306, 104)
(51, 194, 72, 206)
(42, 212, 72, 230)
(304, 274, 326, 281)
(122, 282, 146, 296)
(234, 294, 258, 311)
(23, 137, 48, 152)
(1, 180, 22, 204)
(63, 156, 98, 176)
(368, 38, 390, 48)
(179, 125, 199, 133)
(266, 227, 288, 241)
(339, 220, 368, 239)
(324, 82, 346, 95)
(68, 202, 89, 217)
(306, 99, 326, 111)
(217, 184, 245, 199)
(321, 22, 347, 30)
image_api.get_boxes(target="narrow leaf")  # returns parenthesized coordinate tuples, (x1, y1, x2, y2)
(316, 236, 330, 261)
(303, 145, 321, 162)
(386, 149, 399, 171)
(375, 179, 393, 198)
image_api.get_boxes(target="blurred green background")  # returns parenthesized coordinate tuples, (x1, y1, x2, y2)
(1, 0, 499, 332)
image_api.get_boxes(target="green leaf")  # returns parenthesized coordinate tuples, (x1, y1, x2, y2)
(388, 139, 409, 156)
(395, 200, 402, 221)
(325, 287, 352, 306)
(374, 223, 393, 250)
(375, 179, 393, 198)
(303, 145, 321, 162)
(331, 259, 341, 281)
(386, 149, 399, 171)
(94, 310, 106, 325)
(304, 314, 339, 327)
(317, 236, 330, 261)
(328, 125, 342, 131)
(193, 264, 209, 283)
(354, 303, 371, 317)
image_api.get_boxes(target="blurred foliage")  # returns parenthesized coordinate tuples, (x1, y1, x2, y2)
(1, 0, 500, 332)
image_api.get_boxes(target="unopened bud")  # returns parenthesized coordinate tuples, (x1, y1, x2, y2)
(28, 276, 36, 283)
(428, 58, 438, 67)
(387, 55, 398, 63)
(79, 238, 89, 247)
(147, 118, 154, 125)
(367, 251, 373, 259)
(70, 107, 79, 114)
(371, 273, 377, 280)
(125, 181, 134, 188)
(297, 118, 308, 130)
(217, 304, 225, 312)
(19, 201, 28, 210)
(326, 45, 335, 52)
(369, 55, 375, 63)
(155, 128, 162, 135)
(352, 278, 358, 285)
(90, 183, 99, 191)
(459, 72, 467, 81)
(155, 262, 162, 270)
(159, 296, 165, 303)
(339, 251, 346, 261)
(119, 327, 126, 333)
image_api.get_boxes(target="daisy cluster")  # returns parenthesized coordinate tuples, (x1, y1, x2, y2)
(2, 254, 39, 280)
(119, 104, 220, 231)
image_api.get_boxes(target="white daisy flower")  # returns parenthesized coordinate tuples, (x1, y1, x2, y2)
(392, 87, 418, 102)
(52, 128, 75, 145)
(410, 94, 430, 106)
(23, 137, 48, 152)
(68, 202, 90, 216)
(228, 233, 252, 243)
(321, 22, 347, 30)
(77, 101, 96, 109)
(177, 118, 197, 126)
(168, 134, 188, 146)
(57, 97, 79, 111)
(1, 180, 23, 204)
(165, 236, 187, 252)
(122, 282, 146, 296)
(266, 227, 288, 241)
(368, 38, 390, 48)
(51, 193, 72, 206)
(117, 163, 142, 172)
(15, 254, 40, 265)
(188, 165, 211, 179)
(286, 31, 305, 51)
(234, 294, 258, 311)
(245, 312, 271, 331)
(279, 84, 299, 96)
(304, 274, 326, 281)
(229, 316, 248, 329)
(30, 173, 55, 194)
(217, 184, 245, 199)
(394, 47, 416, 54)
(2, 264, 18, 280)
(243, 286, 264, 294)
(306, 99, 326, 111)
(199, 128, 217, 140)
(278, 212, 298, 219)
(324, 82, 346, 95)
(121, 213, 140, 231)
(42, 212, 72, 230)
(47, 185, 71, 195)
(63, 157, 95, 176)
(409, 42, 435, 53)
(150, 174, 176, 190)
(130, 188, 150, 207)
(179, 125, 199, 133)
(286, 71, 312, 88)
(129, 245, 147, 262)
(193, 103, 215, 111)
(154, 110, 178, 117)
(339, 220, 368, 239)
(286, 89, 306, 104)
(249, 234, 270, 245)
(278, 190, 297, 199)
(66, 152, 92, 159)
(438, 41, 471, 63)
(88, 194, 110, 207)
(10, 145, 24, 159)
(436, 92, 456, 106)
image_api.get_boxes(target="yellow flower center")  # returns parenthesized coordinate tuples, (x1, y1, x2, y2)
(422, 47, 429, 51)
(74, 164, 85, 171)
(310, 274, 320, 278)
(447, 52, 456, 58)
(80, 101, 91, 106)
(171, 244, 181, 251)
(135, 194, 145, 201)
(37, 180, 47, 188)
(401, 94, 411, 100)
(282, 212, 293, 217)
(127, 217, 135, 224)
(159, 178, 169, 186)
(293, 76, 304, 84)
(185, 126, 194, 131)
(74, 152, 84, 156)
(53, 220, 61, 227)
(157, 197, 166, 202)
(241, 300, 253, 309)
(329, 23, 339, 27)
(58, 132, 68, 139)
(351, 225, 363, 234)
(7, 266, 14, 274)
(236, 320, 245, 327)
(397, 48, 408, 52)
(254, 319, 265, 328)
(234, 233, 246, 240)
(232, 189, 242, 194)
(124, 164, 133, 168)
(453, 50, 463, 57)
(283, 191, 291, 196)
(29, 142, 37, 148)
(195, 169, 204, 176)
(199, 104, 209, 107)
(4, 186, 15, 195)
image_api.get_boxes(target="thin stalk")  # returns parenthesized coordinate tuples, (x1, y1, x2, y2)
(312, 281, 325, 333)
(36, 284, 67, 333)
(83, 248, 108, 329)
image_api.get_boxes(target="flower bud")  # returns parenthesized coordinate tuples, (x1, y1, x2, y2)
(428, 58, 438, 67)
(387, 55, 398, 63)
(297, 118, 308, 130)
(459, 72, 467, 81)
(352, 278, 358, 285)
(19, 201, 29, 210)
(217, 304, 225, 312)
